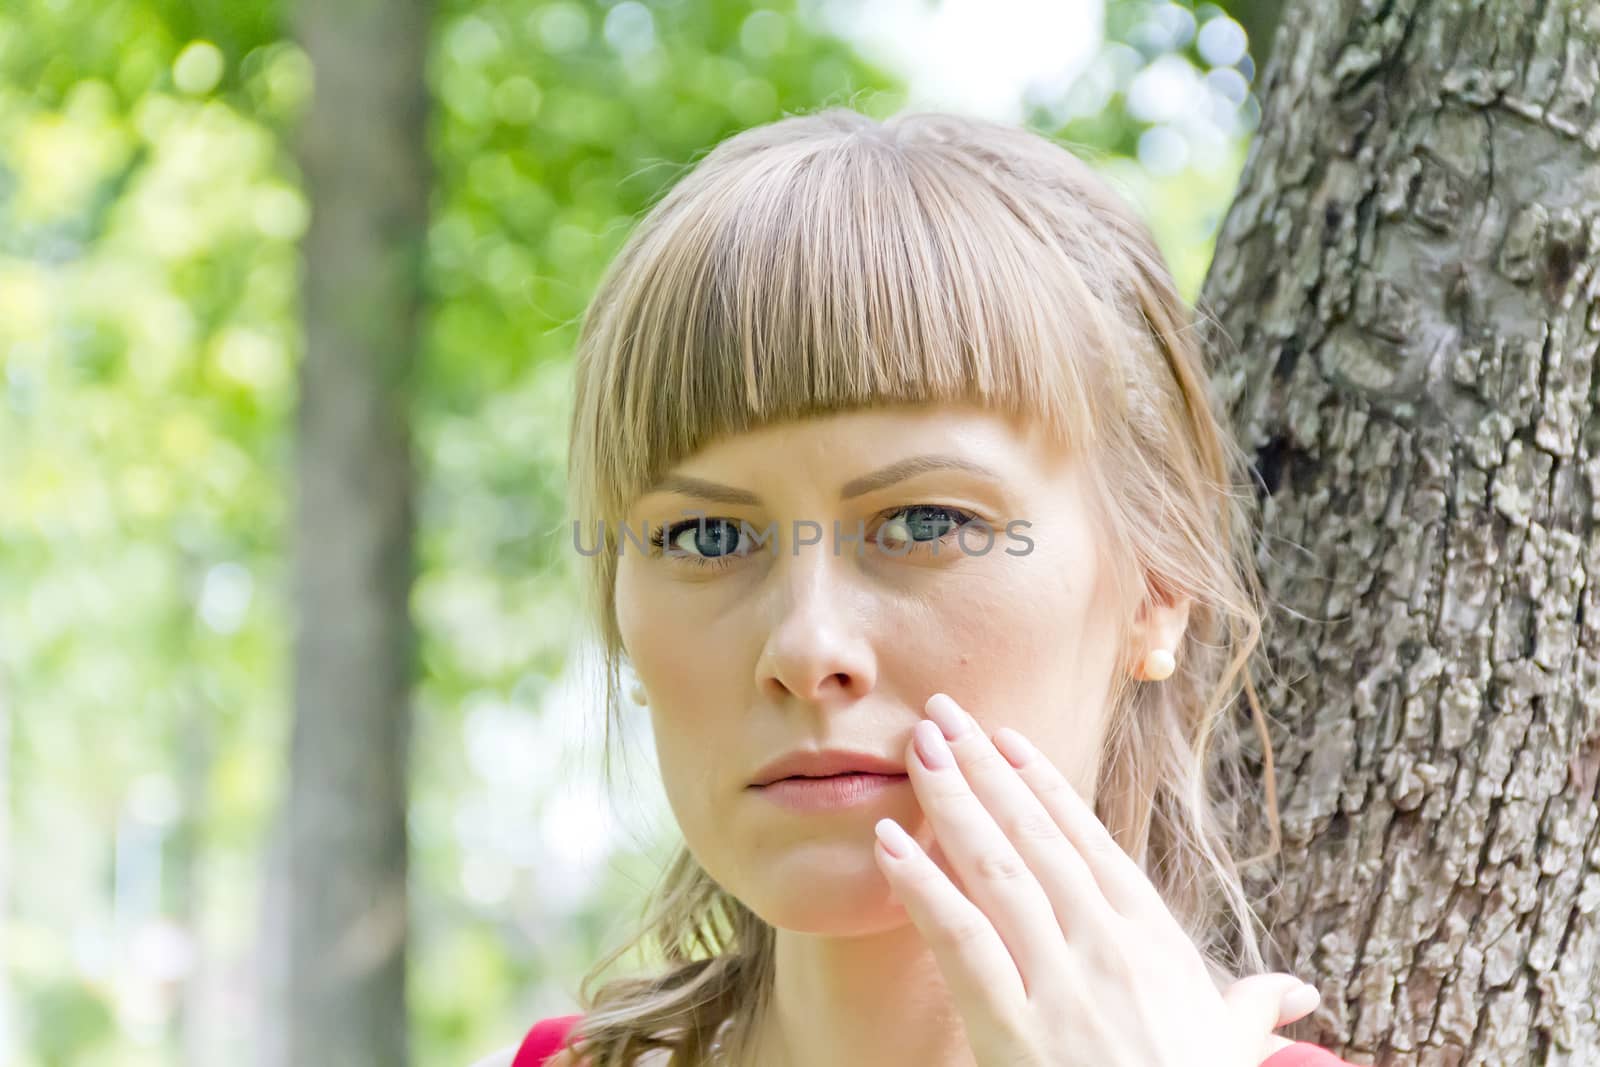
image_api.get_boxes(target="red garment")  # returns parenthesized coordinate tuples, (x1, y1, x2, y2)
(511, 1014, 1352, 1066)
(1258, 1043, 1354, 1067)
(512, 1014, 584, 1067)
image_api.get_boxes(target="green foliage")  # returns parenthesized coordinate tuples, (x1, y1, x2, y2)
(1033, 0, 1259, 299)
(23, 978, 116, 1066)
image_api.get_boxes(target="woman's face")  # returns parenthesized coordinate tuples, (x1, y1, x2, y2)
(614, 402, 1176, 935)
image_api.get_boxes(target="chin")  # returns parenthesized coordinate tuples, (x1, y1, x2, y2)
(756, 893, 910, 937)
(736, 852, 910, 936)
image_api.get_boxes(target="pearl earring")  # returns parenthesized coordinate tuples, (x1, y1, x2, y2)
(629, 681, 648, 706)
(1140, 649, 1176, 681)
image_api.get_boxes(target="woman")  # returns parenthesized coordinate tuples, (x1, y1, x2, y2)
(475, 107, 1355, 1067)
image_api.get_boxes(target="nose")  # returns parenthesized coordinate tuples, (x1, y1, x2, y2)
(754, 553, 877, 706)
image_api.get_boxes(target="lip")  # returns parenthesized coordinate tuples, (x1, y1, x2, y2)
(754, 772, 910, 811)
(747, 748, 907, 788)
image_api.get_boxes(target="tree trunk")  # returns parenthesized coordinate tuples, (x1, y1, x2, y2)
(0, 672, 12, 1065)
(282, 0, 431, 1063)
(173, 693, 214, 1067)
(1201, 0, 1600, 1063)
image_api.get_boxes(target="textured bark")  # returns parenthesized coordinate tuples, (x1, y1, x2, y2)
(282, 0, 431, 1063)
(1201, 1, 1600, 1064)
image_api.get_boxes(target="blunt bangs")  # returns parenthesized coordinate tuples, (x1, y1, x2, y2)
(570, 112, 1133, 530)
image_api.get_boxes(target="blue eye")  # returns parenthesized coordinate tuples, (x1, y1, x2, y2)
(875, 505, 977, 548)
(649, 518, 748, 567)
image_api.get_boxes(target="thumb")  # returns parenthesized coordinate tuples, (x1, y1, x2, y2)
(1222, 972, 1322, 1036)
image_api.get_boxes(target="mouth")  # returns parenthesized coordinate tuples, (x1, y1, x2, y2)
(751, 771, 911, 810)
(752, 771, 911, 789)
(769, 772, 906, 782)
(748, 750, 908, 787)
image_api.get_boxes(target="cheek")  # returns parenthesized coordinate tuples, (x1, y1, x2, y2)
(645, 702, 752, 901)
(613, 557, 646, 660)
(927, 531, 1111, 751)
(614, 558, 682, 686)
(615, 562, 739, 816)
(933, 542, 1092, 668)
(649, 715, 702, 819)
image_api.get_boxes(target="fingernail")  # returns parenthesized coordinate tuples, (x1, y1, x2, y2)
(924, 693, 971, 740)
(992, 727, 1034, 768)
(914, 719, 955, 769)
(875, 817, 916, 859)
(1283, 984, 1321, 1015)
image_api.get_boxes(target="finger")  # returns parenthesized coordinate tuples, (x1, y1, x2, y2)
(1222, 974, 1321, 1047)
(1276, 980, 1322, 1026)
(906, 714, 1070, 998)
(923, 694, 1120, 945)
(991, 724, 1172, 924)
(873, 815, 1027, 1026)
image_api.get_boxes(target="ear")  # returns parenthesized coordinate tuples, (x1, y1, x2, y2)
(1144, 592, 1192, 653)
(1131, 578, 1192, 670)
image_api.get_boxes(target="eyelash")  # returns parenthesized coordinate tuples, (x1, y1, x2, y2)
(647, 506, 982, 569)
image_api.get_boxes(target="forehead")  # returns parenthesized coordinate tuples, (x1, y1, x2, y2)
(673, 402, 1063, 470)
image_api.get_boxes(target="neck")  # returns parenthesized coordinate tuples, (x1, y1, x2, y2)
(738, 921, 975, 1067)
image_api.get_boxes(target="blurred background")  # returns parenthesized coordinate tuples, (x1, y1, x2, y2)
(0, 0, 1276, 1063)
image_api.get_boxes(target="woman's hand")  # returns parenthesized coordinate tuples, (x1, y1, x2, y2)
(871, 693, 1322, 1067)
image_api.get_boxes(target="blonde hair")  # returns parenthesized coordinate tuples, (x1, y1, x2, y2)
(556, 106, 1285, 1067)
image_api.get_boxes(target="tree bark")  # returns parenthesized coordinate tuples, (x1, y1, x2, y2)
(282, 0, 431, 1063)
(1201, 1, 1600, 1063)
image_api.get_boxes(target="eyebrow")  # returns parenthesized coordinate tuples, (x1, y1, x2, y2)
(643, 454, 1003, 506)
